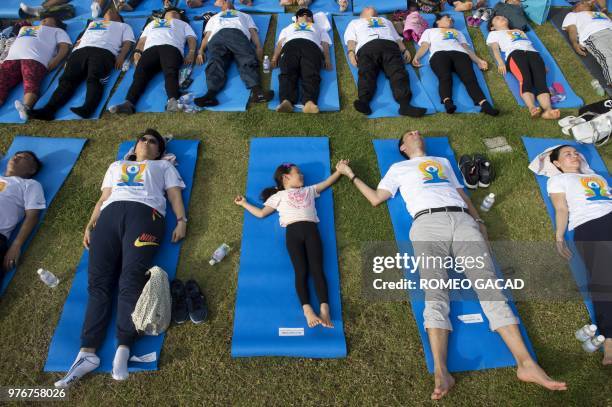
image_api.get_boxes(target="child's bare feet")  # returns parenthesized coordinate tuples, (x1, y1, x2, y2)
(541, 109, 560, 120)
(431, 368, 455, 400)
(529, 106, 542, 118)
(516, 359, 567, 391)
(319, 303, 334, 328)
(603, 339, 612, 366)
(454, 1, 473, 11)
(303, 305, 322, 328)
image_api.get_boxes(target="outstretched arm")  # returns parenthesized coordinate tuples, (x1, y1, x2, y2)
(315, 160, 349, 194)
(336, 161, 391, 206)
(167, 187, 187, 242)
(2, 209, 40, 271)
(412, 42, 429, 67)
(234, 195, 276, 218)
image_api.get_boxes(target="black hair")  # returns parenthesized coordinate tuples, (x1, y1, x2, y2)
(260, 163, 296, 201)
(549, 144, 572, 173)
(295, 8, 314, 18)
(398, 135, 410, 160)
(48, 16, 67, 31)
(14, 150, 42, 177)
(164, 7, 189, 22)
(127, 128, 166, 161)
(434, 13, 449, 27)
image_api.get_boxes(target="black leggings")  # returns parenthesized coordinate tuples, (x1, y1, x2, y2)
(279, 39, 323, 105)
(285, 221, 329, 306)
(0, 233, 8, 285)
(573, 211, 612, 337)
(430, 50, 486, 105)
(126, 44, 182, 105)
(507, 50, 548, 96)
(81, 201, 165, 349)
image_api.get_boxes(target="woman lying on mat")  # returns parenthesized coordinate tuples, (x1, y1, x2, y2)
(55, 129, 187, 388)
(278, 0, 349, 12)
(234, 161, 348, 328)
(487, 15, 560, 120)
(0, 16, 71, 120)
(412, 14, 499, 116)
(547, 145, 612, 365)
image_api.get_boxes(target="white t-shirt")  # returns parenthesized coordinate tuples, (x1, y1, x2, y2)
(205, 10, 256, 41)
(486, 29, 537, 60)
(5, 25, 71, 67)
(142, 18, 196, 56)
(0, 176, 46, 239)
(377, 157, 465, 217)
(418, 28, 469, 56)
(100, 160, 186, 216)
(278, 22, 331, 50)
(264, 186, 320, 227)
(343, 17, 400, 53)
(547, 173, 612, 230)
(74, 20, 135, 56)
(562, 11, 612, 45)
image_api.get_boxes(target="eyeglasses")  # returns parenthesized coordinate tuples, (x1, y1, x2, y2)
(139, 135, 159, 145)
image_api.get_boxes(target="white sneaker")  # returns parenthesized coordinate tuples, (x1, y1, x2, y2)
(14, 100, 29, 121)
(91, 1, 101, 18)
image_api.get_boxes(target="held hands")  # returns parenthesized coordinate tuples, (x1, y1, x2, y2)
(336, 159, 353, 177)
(477, 59, 488, 70)
(172, 221, 187, 243)
(196, 52, 206, 65)
(573, 43, 588, 57)
(402, 50, 412, 64)
(234, 195, 247, 207)
(3, 243, 21, 271)
(555, 238, 572, 260)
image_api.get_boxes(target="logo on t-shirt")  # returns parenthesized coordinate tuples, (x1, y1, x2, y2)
(0, 180, 6, 193)
(581, 176, 611, 201)
(88, 21, 110, 31)
(220, 9, 239, 18)
(591, 11, 609, 20)
(117, 164, 146, 187)
(367, 18, 385, 28)
(152, 18, 172, 29)
(293, 22, 314, 32)
(287, 189, 312, 209)
(440, 29, 459, 41)
(419, 160, 449, 184)
(18, 26, 40, 38)
(508, 30, 528, 42)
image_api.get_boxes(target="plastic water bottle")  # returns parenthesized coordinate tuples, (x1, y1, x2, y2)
(582, 335, 605, 353)
(591, 79, 605, 97)
(575, 324, 597, 342)
(179, 66, 192, 84)
(263, 55, 270, 74)
(37, 268, 59, 288)
(209, 243, 230, 265)
(121, 59, 131, 72)
(480, 193, 495, 212)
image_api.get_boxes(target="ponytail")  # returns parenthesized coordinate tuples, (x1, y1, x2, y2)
(260, 163, 296, 201)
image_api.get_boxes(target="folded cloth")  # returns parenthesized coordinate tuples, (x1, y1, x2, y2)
(403, 11, 428, 42)
(528, 145, 594, 177)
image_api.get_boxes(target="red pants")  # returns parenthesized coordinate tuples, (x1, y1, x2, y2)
(0, 59, 47, 103)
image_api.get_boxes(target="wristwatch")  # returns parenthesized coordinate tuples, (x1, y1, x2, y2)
(474, 218, 485, 225)
(177, 217, 188, 224)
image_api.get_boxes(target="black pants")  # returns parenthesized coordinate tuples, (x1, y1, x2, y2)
(0, 234, 8, 286)
(279, 39, 323, 105)
(285, 221, 329, 306)
(574, 211, 612, 337)
(42, 47, 115, 116)
(206, 28, 260, 94)
(507, 50, 548, 96)
(357, 39, 412, 105)
(81, 201, 165, 349)
(430, 50, 486, 105)
(126, 44, 182, 105)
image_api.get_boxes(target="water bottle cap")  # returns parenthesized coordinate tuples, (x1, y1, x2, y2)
(37, 268, 44, 275)
(589, 324, 597, 331)
(488, 193, 495, 198)
(209, 259, 216, 266)
(596, 335, 605, 341)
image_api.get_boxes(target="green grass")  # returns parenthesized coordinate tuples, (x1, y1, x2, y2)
(1, 12, 612, 406)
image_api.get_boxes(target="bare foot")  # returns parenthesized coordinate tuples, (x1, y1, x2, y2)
(529, 107, 542, 118)
(319, 303, 334, 328)
(603, 339, 612, 366)
(276, 99, 293, 113)
(303, 101, 320, 114)
(303, 305, 322, 328)
(516, 360, 567, 391)
(431, 369, 455, 400)
(214, 0, 224, 6)
(541, 109, 561, 120)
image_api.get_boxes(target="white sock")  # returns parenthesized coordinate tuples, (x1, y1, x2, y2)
(20, 3, 43, 16)
(111, 347, 130, 381)
(14, 100, 29, 121)
(54, 352, 100, 388)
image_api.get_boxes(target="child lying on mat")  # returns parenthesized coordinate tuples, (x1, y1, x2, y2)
(234, 161, 348, 328)
(278, 0, 349, 12)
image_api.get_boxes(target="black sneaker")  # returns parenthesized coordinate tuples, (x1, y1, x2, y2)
(171, 279, 188, 324)
(185, 279, 208, 324)
(249, 87, 274, 103)
(474, 154, 494, 188)
(459, 155, 479, 190)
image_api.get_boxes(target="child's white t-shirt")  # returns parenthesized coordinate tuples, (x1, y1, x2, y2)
(264, 186, 320, 227)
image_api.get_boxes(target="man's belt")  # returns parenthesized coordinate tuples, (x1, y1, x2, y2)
(413, 206, 468, 221)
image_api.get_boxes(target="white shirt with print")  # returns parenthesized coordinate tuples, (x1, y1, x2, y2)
(278, 22, 331, 50)
(486, 29, 537, 60)
(377, 156, 465, 217)
(562, 11, 612, 45)
(419, 28, 469, 57)
(264, 185, 320, 227)
(5, 25, 71, 67)
(547, 173, 612, 230)
(74, 20, 135, 56)
(343, 17, 400, 53)
(142, 18, 196, 56)
(0, 176, 46, 239)
(205, 10, 257, 41)
(100, 160, 186, 216)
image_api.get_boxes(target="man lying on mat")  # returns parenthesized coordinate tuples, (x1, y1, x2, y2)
(0, 151, 46, 284)
(563, 0, 612, 89)
(30, 7, 135, 120)
(336, 131, 567, 400)
(343, 7, 427, 117)
(55, 129, 187, 388)
(193, 0, 273, 108)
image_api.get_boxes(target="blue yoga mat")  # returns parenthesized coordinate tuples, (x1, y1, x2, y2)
(334, 15, 436, 118)
(373, 137, 535, 373)
(34, 17, 147, 121)
(550, 0, 572, 6)
(235, 0, 284, 13)
(353, 0, 404, 14)
(0, 136, 87, 296)
(189, 14, 271, 112)
(479, 23, 583, 109)
(44, 139, 199, 373)
(268, 14, 339, 112)
(416, 12, 494, 114)
(0, 19, 86, 124)
(522, 136, 611, 324)
(309, 0, 353, 15)
(0, 0, 91, 19)
(231, 137, 347, 358)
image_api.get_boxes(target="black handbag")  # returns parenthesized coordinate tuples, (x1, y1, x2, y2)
(578, 98, 612, 116)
